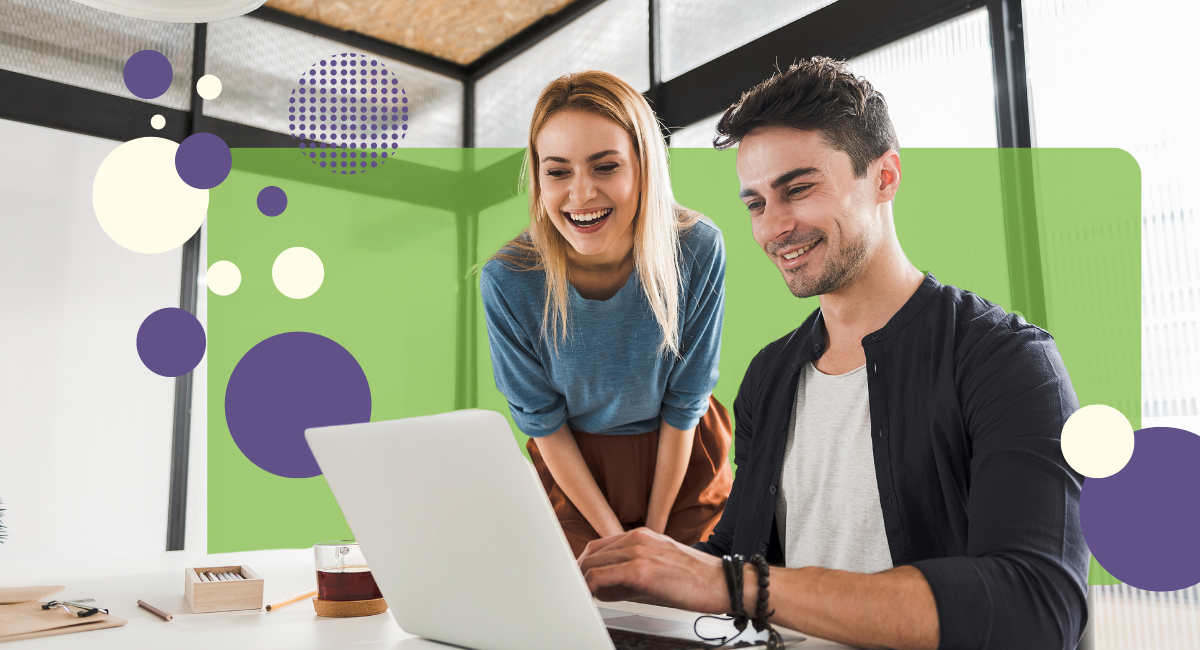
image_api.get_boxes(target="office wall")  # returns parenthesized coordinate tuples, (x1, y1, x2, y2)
(0, 117, 182, 560)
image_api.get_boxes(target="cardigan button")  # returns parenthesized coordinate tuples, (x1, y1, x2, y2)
(759, 542, 767, 552)
(769, 485, 777, 495)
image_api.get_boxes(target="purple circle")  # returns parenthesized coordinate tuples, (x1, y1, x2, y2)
(225, 332, 372, 479)
(1080, 427, 1200, 591)
(257, 186, 287, 217)
(137, 308, 206, 377)
(123, 50, 173, 99)
(175, 132, 232, 190)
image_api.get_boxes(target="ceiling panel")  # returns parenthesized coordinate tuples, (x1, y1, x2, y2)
(264, 0, 577, 65)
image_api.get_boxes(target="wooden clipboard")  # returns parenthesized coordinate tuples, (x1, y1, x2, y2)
(0, 586, 126, 643)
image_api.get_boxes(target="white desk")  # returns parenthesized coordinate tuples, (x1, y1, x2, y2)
(0, 549, 848, 649)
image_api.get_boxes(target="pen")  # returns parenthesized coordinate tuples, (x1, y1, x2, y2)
(265, 589, 318, 612)
(137, 600, 173, 621)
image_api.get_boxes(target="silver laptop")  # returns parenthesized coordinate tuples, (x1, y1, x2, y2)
(306, 409, 793, 650)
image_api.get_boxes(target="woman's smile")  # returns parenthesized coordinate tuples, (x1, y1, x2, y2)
(563, 207, 615, 233)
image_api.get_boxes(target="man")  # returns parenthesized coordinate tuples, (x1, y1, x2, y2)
(578, 58, 1088, 650)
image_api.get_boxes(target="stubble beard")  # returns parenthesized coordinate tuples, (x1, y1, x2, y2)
(780, 226, 872, 299)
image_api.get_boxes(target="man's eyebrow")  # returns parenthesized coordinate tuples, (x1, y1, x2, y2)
(738, 166, 821, 199)
(770, 166, 820, 189)
(541, 150, 621, 164)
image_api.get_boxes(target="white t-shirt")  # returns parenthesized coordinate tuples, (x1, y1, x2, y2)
(773, 361, 893, 573)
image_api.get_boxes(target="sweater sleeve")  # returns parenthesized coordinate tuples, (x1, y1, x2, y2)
(660, 223, 726, 431)
(479, 268, 567, 438)
(911, 326, 1089, 650)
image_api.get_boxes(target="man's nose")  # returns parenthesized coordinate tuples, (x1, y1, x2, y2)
(760, 202, 795, 245)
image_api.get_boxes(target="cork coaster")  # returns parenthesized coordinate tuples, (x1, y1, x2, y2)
(313, 597, 388, 617)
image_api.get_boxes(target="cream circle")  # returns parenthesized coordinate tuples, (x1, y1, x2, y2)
(150, 114, 165, 129)
(272, 247, 324, 299)
(92, 137, 208, 254)
(196, 74, 223, 100)
(207, 260, 242, 296)
(1061, 404, 1135, 478)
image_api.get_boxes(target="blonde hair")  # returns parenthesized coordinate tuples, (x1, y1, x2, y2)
(493, 71, 699, 357)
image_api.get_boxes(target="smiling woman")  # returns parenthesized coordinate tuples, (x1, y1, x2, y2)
(479, 71, 733, 557)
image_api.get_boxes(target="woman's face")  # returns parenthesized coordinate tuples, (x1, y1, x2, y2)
(535, 110, 641, 261)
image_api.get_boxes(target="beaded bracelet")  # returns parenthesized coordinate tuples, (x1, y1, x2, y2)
(746, 553, 785, 650)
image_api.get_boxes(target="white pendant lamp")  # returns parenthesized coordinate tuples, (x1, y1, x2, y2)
(70, 0, 267, 23)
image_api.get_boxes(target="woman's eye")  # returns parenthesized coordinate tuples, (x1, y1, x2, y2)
(546, 169, 569, 178)
(596, 163, 618, 173)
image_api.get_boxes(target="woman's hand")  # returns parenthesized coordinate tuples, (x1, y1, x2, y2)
(577, 527, 732, 613)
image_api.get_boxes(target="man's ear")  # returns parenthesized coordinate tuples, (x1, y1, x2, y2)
(876, 150, 901, 203)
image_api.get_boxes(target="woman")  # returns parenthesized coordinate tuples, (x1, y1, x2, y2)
(480, 71, 731, 558)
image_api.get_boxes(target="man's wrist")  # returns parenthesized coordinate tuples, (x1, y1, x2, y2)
(742, 563, 759, 613)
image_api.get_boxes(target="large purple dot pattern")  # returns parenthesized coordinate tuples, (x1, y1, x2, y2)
(289, 52, 409, 175)
(1080, 427, 1200, 591)
(257, 186, 287, 216)
(123, 50, 173, 100)
(137, 307, 206, 377)
(225, 332, 372, 479)
(176, 132, 232, 190)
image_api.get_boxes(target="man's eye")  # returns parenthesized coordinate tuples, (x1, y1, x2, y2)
(746, 201, 763, 212)
(788, 184, 812, 196)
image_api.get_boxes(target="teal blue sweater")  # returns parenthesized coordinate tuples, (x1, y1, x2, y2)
(480, 218, 725, 437)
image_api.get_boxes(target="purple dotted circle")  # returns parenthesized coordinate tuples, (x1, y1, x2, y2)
(288, 52, 408, 176)
(136, 307, 206, 377)
(257, 186, 287, 216)
(123, 50, 173, 100)
(225, 332, 372, 479)
(176, 132, 232, 190)
(1080, 427, 1200, 591)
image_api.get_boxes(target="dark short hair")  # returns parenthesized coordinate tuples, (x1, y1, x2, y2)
(714, 57, 899, 178)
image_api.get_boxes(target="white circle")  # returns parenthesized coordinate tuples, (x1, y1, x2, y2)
(1061, 404, 1135, 478)
(272, 247, 324, 299)
(207, 260, 242, 296)
(92, 137, 208, 254)
(150, 114, 165, 130)
(196, 74, 223, 100)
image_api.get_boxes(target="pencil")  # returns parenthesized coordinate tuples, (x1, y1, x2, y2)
(138, 600, 173, 621)
(265, 589, 318, 612)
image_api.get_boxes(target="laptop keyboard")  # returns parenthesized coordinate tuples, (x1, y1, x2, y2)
(607, 627, 717, 649)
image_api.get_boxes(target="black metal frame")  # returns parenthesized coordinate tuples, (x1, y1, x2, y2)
(0, 0, 1035, 551)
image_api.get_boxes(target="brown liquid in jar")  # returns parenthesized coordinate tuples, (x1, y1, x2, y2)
(317, 565, 383, 601)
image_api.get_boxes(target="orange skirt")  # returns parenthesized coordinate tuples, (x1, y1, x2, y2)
(527, 396, 734, 558)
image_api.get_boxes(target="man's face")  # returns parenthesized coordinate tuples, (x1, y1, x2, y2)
(736, 126, 886, 299)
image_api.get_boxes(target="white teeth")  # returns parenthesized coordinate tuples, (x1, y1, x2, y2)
(568, 208, 612, 223)
(782, 243, 815, 260)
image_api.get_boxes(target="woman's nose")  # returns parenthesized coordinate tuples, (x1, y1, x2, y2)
(568, 174, 598, 204)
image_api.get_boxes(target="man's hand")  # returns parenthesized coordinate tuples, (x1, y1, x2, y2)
(577, 527, 730, 613)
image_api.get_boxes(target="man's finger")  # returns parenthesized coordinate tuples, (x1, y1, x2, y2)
(578, 530, 633, 563)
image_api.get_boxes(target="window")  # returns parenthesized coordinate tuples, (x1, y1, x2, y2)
(205, 16, 463, 147)
(848, 8, 997, 148)
(474, 0, 649, 148)
(659, 0, 837, 81)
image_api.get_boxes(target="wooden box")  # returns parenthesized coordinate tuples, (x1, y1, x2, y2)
(184, 566, 264, 614)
